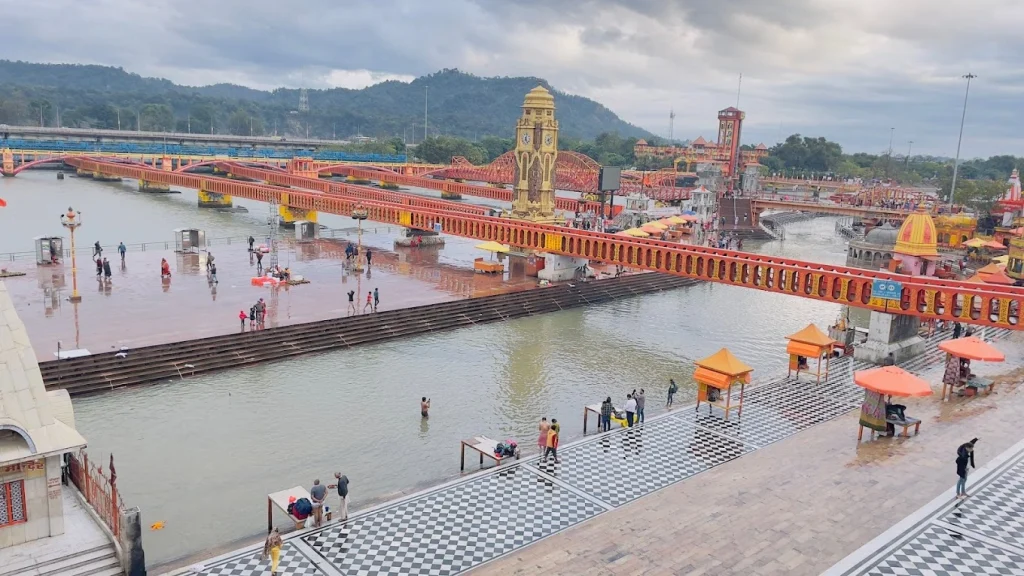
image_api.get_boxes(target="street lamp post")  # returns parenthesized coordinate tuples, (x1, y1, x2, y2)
(351, 204, 369, 273)
(949, 73, 977, 210)
(60, 207, 83, 303)
(885, 127, 895, 178)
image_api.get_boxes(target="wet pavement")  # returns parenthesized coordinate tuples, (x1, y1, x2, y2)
(157, 328, 1023, 576)
(0, 237, 539, 358)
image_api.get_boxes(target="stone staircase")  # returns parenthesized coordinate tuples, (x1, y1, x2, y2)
(0, 544, 122, 576)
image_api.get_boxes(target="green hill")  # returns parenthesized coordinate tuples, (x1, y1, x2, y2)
(0, 61, 651, 141)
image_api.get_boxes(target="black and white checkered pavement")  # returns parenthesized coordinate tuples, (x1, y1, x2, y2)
(193, 328, 1018, 576)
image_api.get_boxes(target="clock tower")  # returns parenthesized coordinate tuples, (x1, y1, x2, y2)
(511, 86, 559, 221)
(717, 106, 745, 181)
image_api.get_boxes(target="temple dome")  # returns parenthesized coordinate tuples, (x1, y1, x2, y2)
(522, 85, 555, 110)
(864, 222, 899, 247)
(895, 207, 939, 257)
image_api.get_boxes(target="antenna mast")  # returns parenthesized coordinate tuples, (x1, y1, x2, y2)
(669, 109, 676, 141)
(736, 73, 743, 108)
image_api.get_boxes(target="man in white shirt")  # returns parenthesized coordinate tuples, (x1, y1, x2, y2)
(624, 394, 637, 427)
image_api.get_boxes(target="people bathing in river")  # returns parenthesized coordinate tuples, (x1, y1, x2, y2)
(421, 397, 430, 418)
(538, 417, 550, 452)
(160, 258, 171, 278)
(118, 242, 126, 263)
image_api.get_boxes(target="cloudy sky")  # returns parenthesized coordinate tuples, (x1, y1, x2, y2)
(5, 0, 1022, 157)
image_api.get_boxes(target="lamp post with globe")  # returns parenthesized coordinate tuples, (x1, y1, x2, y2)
(351, 204, 369, 272)
(60, 207, 83, 303)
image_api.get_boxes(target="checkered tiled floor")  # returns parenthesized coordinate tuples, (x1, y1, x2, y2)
(197, 543, 320, 576)
(193, 328, 1017, 576)
(863, 525, 1024, 576)
(942, 460, 1024, 551)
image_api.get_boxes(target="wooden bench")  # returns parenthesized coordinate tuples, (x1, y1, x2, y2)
(583, 403, 626, 434)
(885, 415, 922, 437)
(267, 486, 321, 532)
(965, 377, 995, 396)
(460, 436, 519, 470)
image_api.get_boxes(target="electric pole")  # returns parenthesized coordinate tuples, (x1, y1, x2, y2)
(949, 73, 977, 209)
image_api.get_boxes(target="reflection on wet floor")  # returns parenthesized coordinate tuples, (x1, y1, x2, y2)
(2, 235, 540, 357)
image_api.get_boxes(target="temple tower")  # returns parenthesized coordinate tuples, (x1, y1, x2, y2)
(717, 107, 744, 181)
(511, 86, 559, 222)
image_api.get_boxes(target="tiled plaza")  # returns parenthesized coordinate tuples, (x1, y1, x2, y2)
(177, 328, 1024, 576)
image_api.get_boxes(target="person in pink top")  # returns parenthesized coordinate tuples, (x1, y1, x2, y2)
(537, 417, 550, 453)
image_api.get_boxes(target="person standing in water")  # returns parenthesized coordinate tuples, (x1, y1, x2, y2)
(421, 397, 430, 418)
(117, 242, 126, 264)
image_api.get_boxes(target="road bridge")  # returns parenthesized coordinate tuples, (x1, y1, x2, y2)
(63, 156, 1024, 330)
(750, 198, 914, 220)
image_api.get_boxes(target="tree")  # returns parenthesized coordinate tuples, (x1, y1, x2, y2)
(227, 109, 260, 136)
(139, 103, 174, 131)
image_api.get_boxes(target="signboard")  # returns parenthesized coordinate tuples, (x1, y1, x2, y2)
(869, 279, 903, 308)
(1, 459, 45, 479)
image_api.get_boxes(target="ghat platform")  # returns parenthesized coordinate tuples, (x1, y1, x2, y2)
(160, 328, 1020, 576)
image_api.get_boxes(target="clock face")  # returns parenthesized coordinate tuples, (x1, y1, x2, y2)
(521, 133, 531, 145)
(544, 134, 553, 146)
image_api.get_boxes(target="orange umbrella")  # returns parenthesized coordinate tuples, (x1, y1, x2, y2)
(982, 269, 1016, 285)
(855, 367, 933, 397)
(983, 240, 1007, 250)
(641, 224, 664, 234)
(938, 337, 1005, 362)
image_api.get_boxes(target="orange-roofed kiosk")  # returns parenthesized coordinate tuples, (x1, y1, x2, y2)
(786, 324, 837, 384)
(694, 348, 753, 421)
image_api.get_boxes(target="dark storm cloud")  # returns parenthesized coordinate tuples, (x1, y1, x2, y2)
(2, 0, 1021, 155)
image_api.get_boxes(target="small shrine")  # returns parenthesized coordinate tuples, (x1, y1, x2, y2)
(786, 324, 837, 383)
(694, 348, 753, 420)
(892, 206, 939, 277)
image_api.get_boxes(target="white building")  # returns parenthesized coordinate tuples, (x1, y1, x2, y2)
(0, 282, 87, 548)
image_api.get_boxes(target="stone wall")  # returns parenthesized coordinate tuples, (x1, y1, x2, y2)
(0, 455, 64, 547)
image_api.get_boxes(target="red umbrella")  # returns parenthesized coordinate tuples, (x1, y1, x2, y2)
(0, 197, 7, 207)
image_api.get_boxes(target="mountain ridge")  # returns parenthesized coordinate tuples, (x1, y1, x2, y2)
(0, 61, 652, 141)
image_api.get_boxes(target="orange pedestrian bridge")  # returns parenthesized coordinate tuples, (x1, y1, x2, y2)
(62, 156, 1024, 330)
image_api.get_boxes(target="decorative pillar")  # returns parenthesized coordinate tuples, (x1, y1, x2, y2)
(511, 86, 559, 222)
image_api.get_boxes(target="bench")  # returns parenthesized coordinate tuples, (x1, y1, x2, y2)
(267, 486, 324, 532)
(583, 403, 627, 434)
(965, 377, 995, 396)
(460, 436, 519, 470)
(886, 415, 921, 437)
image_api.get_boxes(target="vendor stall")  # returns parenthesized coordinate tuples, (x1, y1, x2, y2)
(473, 241, 508, 274)
(855, 366, 932, 441)
(267, 486, 313, 532)
(938, 337, 1005, 401)
(694, 348, 753, 421)
(785, 324, 837, 383)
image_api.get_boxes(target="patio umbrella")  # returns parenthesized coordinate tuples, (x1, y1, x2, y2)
(641, 224, 665, 234)
(983, 269, 1016, 285)
(645, 221, 668, 230)
(992, 255, 1009, 265)
(939, 337, 1005, 362)
(962, 238, 986, 248)
(854, 366, 933, 397)
(983, 240, 1007, 250)
(622, 228, 650, 238)
(665, 216, 688, 225)
(474, 241, 510, 253)
(679, 214, 699, 222)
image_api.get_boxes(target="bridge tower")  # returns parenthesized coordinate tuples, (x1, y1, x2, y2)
(511, 86, 559, 223)
(717, 107, 744, 188)
(855, 207, 936, 364)
(2, 148, 14, 176)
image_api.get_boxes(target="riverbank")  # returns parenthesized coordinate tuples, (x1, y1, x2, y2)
(155, 327, 1019, 576)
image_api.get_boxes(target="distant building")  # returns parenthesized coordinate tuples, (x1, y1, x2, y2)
(633, 108, 769, 178)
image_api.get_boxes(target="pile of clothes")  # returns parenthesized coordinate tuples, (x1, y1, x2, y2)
(286, 496, 313, 520)
(493, 440, 518, 458)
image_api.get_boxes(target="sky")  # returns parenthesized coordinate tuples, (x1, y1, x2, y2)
(4, 0, 1022, 157)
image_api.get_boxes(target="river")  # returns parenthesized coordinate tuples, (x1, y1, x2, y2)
(1, 170, 848, 567)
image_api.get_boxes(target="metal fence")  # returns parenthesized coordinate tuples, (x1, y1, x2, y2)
(0, 226, 397, 262)
(68, 449, 122, 537)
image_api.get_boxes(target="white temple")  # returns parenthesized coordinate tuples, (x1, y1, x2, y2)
(1005, 168, 1021, 202)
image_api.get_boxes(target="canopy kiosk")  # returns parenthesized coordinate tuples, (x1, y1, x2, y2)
(786, 324, 837, 383)
(33, 236, 63, 265)
(855, 366, 932, 441)
(938, 337, 1005, 401)
(473, 241, 508, 274)
(173, 228, 207, 253)
(267, 485, 313, 532)
(694, 348, 753, 421)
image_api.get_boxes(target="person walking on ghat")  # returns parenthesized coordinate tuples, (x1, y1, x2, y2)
(347, 290, 356, 316)
(117, 242, 126, 264)
(262, 527, 283, 576)
(635, 388, 647, 423)
(248, 236, 255, 253)
(328, 472, 350, 521)
(955, 438, 978, 499)
(363, 291, 373, 314)
(310, 479, 327, 527)
(255, 250, 264, 274)
(209, 262, 218, 284)
(365, 248, 373, 268)
(92, 241, 102, 259)
(373, 288, 379, 312)
(239, 310, 247, 331)
(952, 322, 963, 339)
(421, 396, 431, 418)
(206, 252, 215, 273)
(537, 417, 550, 453)
(102, 258, 112, 281)
(624, 393, 637, 427)
(600, 397, 613, 432)
(667, 378, 678, 407)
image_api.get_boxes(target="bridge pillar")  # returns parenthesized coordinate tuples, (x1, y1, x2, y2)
(139, 179, 171, 193)
(92, 170, 123, 182)
(1, 148, 13, 176)
(853, 311, 924, 365)
(278, 205, 317, 227)
(198, 188, 233, 208)
(440, 183, 462, 200)
(537, 253, 590, 283)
